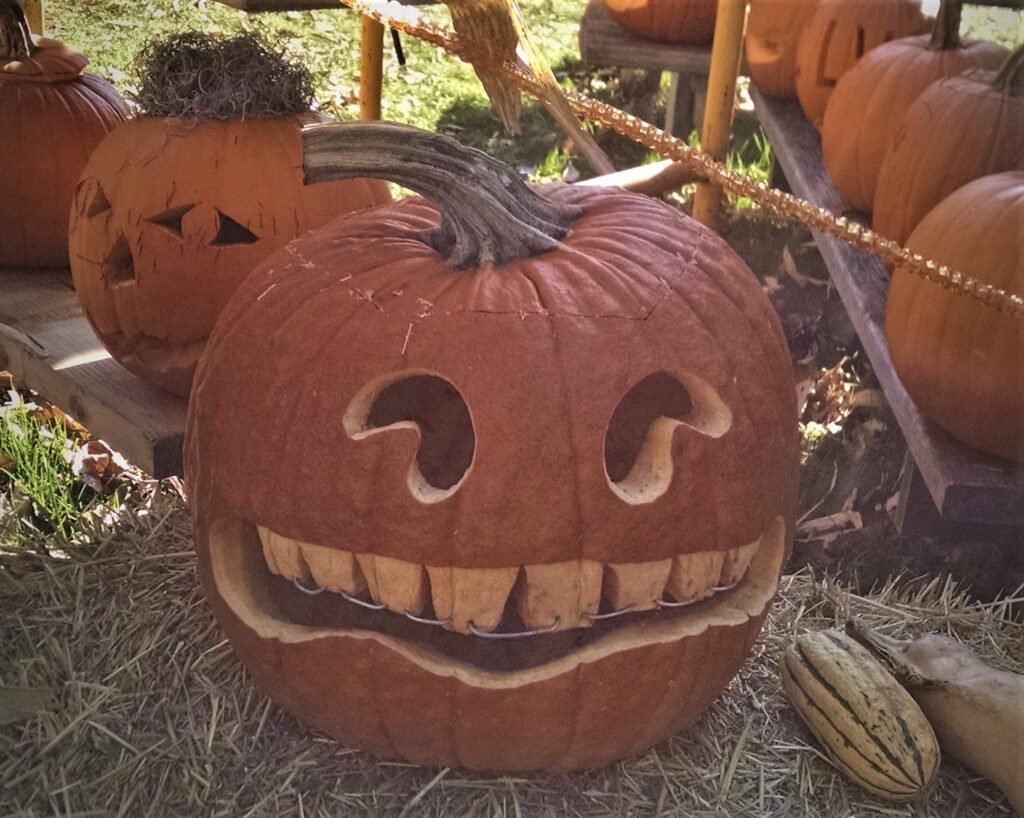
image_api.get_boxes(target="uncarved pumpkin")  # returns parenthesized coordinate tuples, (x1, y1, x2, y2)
(872, 47, 1024, 246)
(794, 0, 927, 129)
(68, 34, 391, 397)
(186, 122, 800, 771)
(603, 0, 716, 45)
(746, 0, 820, 97)
(885, 172, 1024, 462)
(821, 0, 1008, 211)
(0, 2, 128, 267)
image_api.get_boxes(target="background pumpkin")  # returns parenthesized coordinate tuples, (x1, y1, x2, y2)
(0, 0, 128, 268)
(873, 46, 1024, 246)
(745, 0, 820, 97)
(67, 33, 391, 398)
(885, 172, 1024, 462)
(602, 0, 717, 45)
(794, 0, 928, 129)
(821, 0, 1008, 212)
(186, 122, 799, 771)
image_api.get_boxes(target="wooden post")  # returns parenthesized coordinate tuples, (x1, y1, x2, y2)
(22, 0, 43, 33)
(692, 0, 747, 230)
(359, 16, 385, 120)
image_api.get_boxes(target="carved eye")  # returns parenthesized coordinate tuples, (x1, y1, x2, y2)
(605, 371, 732, 505)
(212, 210, 259, 246)
(102, 233, 136, 288)
(146, 203, 196, 239)
(345, 374, 475, 503)
(82, 183, 112, 218)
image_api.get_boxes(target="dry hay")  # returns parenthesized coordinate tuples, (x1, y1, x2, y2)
(133, 32, 315, 121)
(1, 488, 1021, 818)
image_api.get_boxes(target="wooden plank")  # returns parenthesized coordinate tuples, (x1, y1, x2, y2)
(0, 269, 186, 478)
(752, 88, 1024, 529)
(22, 0, 43, 33)
(578, 0, 712, 75)
(360, 16, 385, 120)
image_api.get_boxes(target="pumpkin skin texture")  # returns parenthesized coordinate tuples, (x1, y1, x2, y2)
(186, 123, 799, 771)
(68, 116, 390, 397)
(603, 0, 716, 45)
(746, 0, 820, 97)
(0, 31, 128, 267)
(872, 50, 1024, 246)
(885, 173, 1024, 463)
(821, 1, 1008, 211)
(794, 0, 928, 129)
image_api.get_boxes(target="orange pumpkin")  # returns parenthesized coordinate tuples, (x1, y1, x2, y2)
(603, 0, 717, 45)
(822, 0, 1007, 211)
(746, 0, 820, 97)
(794, 0, 928, 129)
(0, 1, 128, 267)
(872, 46, 1024, 246)
(885, 172, 1024, 462)
(186, 122, 799, 771)
(68, 34, 390, 397)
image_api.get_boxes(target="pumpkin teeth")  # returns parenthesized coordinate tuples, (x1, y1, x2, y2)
(426, 566, 520, 633)
(665, 551, 725, 603)
(256, 528, 761, 633)
(603, 560, 674, 612)
(356, 554, 430, 617)
(516, 560, 604, 630)
(719, 537, 760, 586)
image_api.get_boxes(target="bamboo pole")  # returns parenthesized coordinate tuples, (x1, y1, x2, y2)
(359, 15, 385, 120)
(22, 0, 43, 33)
(692, 0, 747, 230)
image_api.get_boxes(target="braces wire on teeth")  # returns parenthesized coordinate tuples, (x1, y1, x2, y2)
(292, 573, 748, 637)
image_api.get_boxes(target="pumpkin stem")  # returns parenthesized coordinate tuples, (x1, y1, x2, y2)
(992, 44, 1024, 95)
(928, 0, 961, 51)
(302, 122, 582, 270)
(0, 0, 34, 60)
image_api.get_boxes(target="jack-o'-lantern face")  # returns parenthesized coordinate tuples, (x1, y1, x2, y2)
(68, 116, 390, 397)
(186, 124, 799, 772)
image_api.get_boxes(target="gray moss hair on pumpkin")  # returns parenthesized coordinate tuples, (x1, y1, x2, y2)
(132, 31, 315, 121)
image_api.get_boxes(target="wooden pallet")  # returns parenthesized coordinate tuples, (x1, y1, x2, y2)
(752, 88, 1024, 538)
(578, 0, 711, 138)
(0, 269, 186, 478)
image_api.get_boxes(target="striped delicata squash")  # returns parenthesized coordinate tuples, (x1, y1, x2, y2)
(781, 629, 940, 802)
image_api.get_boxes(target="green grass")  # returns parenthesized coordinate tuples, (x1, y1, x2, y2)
(0, 404, 96, 538)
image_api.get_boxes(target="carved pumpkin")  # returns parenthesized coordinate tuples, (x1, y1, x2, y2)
(68, 34, 390, 397)
(186, 123, 800, 771)
(885, 172, 1024, 462)
(822, 0, 1008, 211)
(603, 0, 717, 45)
(746, 0, 820, 97)
(794, 0, 927, 129)
(873, 47, 1024, 246)
(0, 1, 128, 267)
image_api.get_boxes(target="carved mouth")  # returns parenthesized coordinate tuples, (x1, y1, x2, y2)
(97, 329, 206, 375)
(208, 517, 787, 675)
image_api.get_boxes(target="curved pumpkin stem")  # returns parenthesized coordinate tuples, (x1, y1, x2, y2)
(993, 44, 1024, 95)
(0, 0, 34, 60)
(302, 121, 582, 270)
(928, 0, 961, 51)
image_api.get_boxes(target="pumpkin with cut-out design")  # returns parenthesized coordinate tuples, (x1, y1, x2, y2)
(67, 34, 390, 397)
(186, 123, 800, 772)
(0, 1, 128, 267)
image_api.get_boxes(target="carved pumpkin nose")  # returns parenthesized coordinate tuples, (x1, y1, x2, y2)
(101, 233, 136, 288)
(345, 374, 475, 503)
(605, 371, 733, 504)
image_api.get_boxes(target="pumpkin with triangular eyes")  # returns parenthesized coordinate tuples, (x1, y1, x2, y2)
(67, 34, 390, 397)
(186, 123, 800, 772)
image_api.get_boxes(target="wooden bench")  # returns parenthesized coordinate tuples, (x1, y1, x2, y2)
(578, 0, 712, 138)
(0, 269, 186, 478)
(752, 88, 1024, 539)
